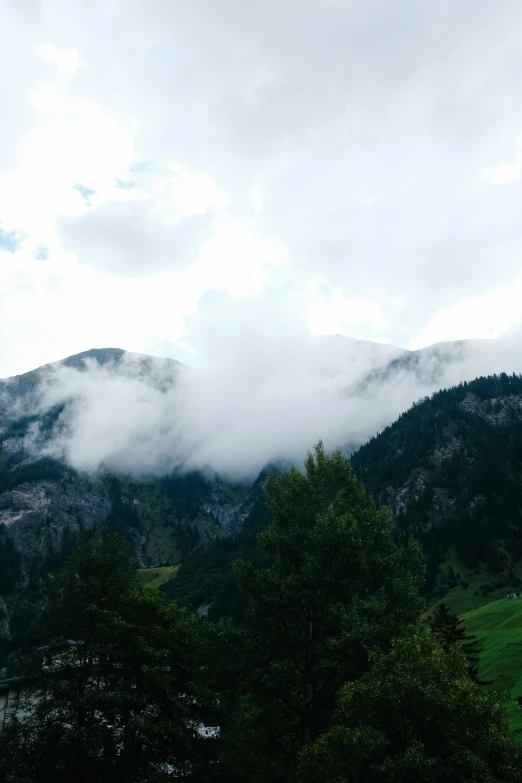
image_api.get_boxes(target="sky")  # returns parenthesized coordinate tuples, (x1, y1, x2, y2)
(2, 1, 522, 378)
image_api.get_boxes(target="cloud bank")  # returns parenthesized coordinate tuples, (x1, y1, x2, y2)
(58, 201, 214, 277)
(4, 3, 522, 376)
(17, 316, 522, 482)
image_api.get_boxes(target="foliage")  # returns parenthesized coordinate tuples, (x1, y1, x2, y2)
(218, 442, 425, 782)
(351, 373, 522, 583)
(160, 482, 272, 623)
(0, 457, 65, 496)
(2, 439, 522, 781)
(429, 601, 485, 682)
(299, 632, 522, 783)
(159, 471, 214, 520)
(166, 374, 522, 623)
(0, 535, 217, 783)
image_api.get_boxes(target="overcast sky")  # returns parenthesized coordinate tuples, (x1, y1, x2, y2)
(2, 1, 522, 377)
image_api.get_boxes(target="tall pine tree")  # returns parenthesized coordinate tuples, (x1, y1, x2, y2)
(430, 601, 486, 682)
(0, 534, 217, 783)
(219, 442, 425, 782)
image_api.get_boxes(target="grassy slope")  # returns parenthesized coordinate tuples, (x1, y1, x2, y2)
(421, 550, 522, 619)
(463, 598, 522, 739)
(421, 552, 522, 740)
(137, 565, 179, 589)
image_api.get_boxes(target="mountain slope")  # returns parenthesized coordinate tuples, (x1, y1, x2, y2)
(3, 343, 522, 658)
(0, 349, 262, 663)
(0, 347, 184, 415)
(351, 372, 522, 586)
(165, 372, 522, 618)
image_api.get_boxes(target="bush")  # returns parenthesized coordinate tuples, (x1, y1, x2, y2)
(480, 583, 494, 594)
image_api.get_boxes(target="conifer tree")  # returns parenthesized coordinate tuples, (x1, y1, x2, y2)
(429, 601, 486, 682)
(0, 534, 217, 783)
(220, 442, 425, 782)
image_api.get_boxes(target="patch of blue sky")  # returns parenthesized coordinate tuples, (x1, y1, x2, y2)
(73, 183, 96, 205)
(129, 160, 152, 173)
(0, 223, 23, 253)
(35, 245, 49, 260)
(114, 177, 136, 190)
(197, 289, 232, 310)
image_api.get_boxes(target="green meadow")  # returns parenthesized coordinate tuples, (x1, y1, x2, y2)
(464, 597, 522, 739)
(421, 552, 522, 740)
(137, 565, 179, 590)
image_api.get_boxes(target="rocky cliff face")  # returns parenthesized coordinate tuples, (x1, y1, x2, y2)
(365, 390, 522, 526)
(0, 452, 256, 572)
(0, 477, 110, 559)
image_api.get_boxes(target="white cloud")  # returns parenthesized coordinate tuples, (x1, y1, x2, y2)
(249, 183, 264, 214)
(164, 161, 229, 216)
(410, 274, 522, 349)
(0, 46, 135, 249)
(299, 276, 389, 339)
(25, 317, 522, 481)
(187, 218, 289, 297)
(480, 135, 522, 185)
(3, 2, 522, 377)
(57, 200, 215, 276)
(0, 243, 204, 378)
(34, 44, 80, 84)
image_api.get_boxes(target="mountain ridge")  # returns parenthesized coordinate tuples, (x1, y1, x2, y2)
(2, 341, 522, 663)
(163, 371, 522, 621)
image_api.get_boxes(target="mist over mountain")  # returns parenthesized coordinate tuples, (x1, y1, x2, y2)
(2, 335, 522, 482)
(2, 336, 522, 673)
(164, 371, 522, 623)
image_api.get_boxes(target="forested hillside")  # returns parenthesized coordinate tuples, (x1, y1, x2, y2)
(352, 373, 522, 586)
(165, 373, 522, 616)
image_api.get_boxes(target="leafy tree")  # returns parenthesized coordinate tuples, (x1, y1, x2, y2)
(220, 442, 425, 782)
(0, 534, 217, 783)
(299, 632, 521, 783)
(430, 601, 486, 682)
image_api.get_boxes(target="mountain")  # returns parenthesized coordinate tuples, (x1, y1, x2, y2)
(164, 371, 522, 621)
(0, 349, 263, 661)
(351, 372, 522, 588)
(0, 347, 183, 414)
(2, 340, 522, 661)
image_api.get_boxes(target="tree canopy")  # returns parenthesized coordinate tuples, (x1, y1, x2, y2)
(1, 442, 520, 783)
(0, 534, 217, 783)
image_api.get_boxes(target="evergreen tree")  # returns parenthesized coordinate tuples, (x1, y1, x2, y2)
(220, 442, 425, 782)
(0, 534, 217, 783)
(430, 601, 485, 682)
(430, 601, 461, 648)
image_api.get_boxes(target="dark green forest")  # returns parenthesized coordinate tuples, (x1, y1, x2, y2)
(1, 443, 520, 782)
(352, 372, 522, 581)
(4, 375, 522, 779)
